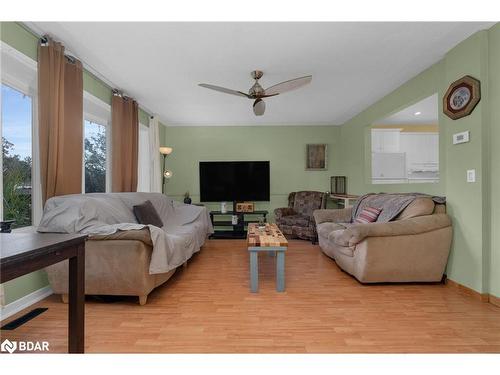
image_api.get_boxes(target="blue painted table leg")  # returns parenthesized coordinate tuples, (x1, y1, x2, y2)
(276, 251, 285, 292)
(250, 251, 259, 292)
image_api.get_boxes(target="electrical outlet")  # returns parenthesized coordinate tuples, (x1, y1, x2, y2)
(467, 169, 476, 183)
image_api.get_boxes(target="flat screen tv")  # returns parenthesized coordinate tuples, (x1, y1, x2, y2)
(199, 161, 270, 202)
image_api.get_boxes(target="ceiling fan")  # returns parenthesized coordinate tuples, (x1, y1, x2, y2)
(198, 70, 312, 116)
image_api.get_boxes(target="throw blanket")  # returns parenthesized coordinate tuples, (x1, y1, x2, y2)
(38, 192, 214, 274)
(351, 193, 446, 223)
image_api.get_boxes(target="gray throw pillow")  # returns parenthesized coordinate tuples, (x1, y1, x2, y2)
(133, 200, 163, 228)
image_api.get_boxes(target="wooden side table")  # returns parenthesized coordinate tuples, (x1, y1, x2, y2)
(0, 233, 87, 353)
(247, 223, 288, 292)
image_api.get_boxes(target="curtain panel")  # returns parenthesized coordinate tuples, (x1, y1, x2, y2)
(111, 95, 139, 192)
(148, 115, 162, 193)
(38, 38, 83, 204)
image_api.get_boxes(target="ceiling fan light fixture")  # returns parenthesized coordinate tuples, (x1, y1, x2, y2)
(198, 70, 312, 116)
(253, 98, 266, 116)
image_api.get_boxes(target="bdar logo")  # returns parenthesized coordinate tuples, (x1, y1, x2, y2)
(1, 339, 17, 353)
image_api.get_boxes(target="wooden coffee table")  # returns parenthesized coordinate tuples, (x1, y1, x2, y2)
(247, 223, 288, 292)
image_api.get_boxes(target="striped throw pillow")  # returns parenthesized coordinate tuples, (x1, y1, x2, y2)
(354, 207, 382, 224)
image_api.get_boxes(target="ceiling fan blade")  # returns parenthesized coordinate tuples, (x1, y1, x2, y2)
(264, 75, 312, 96)
(198, 83, 250, 98)
(253, 99, 266, 116)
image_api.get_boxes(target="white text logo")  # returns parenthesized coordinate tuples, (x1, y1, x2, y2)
(1, 339, 49, 353)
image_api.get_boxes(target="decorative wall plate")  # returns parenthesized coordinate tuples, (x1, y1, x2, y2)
(443, 75, 481, 120)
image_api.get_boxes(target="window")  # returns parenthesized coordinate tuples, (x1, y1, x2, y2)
(1, 41, 39, 229)
(1, 84, 33, 228)
(137, 123, 151, 192)
(371, 94, 439, 184)
(84, 120, 107, 193)
(83, 92, 111, 193)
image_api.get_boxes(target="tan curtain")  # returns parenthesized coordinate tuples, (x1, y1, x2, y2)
(111, 95, 138, 192)
(38, 38, 83, 204)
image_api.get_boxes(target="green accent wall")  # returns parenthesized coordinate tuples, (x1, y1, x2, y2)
(162, 126, 341, 216)
(488, 23, 500, 298)
(3, 273, 49, 305)
(1, 22, 38, 60)
(83, 71, 112, 105)
(442, 31, 489, 294)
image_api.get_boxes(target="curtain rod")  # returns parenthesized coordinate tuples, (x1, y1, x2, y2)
(20, 22, 158, 120)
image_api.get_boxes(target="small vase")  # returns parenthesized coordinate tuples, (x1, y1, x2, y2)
(183, 197, 192, 204)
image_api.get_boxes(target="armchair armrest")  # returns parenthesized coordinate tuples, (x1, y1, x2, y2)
(313, 207, 353, 224)
(274, 207, 296, 220)
(335, 214, 452, 247)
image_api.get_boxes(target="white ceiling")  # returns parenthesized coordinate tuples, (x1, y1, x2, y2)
(373, 93, 438, 125)
(28, 22, 493, 126)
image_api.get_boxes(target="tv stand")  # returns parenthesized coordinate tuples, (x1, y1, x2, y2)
(209, 210, 268, 239)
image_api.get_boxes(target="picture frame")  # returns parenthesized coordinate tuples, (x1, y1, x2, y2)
(443, 75, 481, 120)
(306, 144, 327, 170)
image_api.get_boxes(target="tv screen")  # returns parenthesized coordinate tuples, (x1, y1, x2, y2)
(199, 161, 270, 202)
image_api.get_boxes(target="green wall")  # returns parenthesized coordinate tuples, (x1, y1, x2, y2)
(339, 61, 446, 196)
(442, 31, 489, 294)
(488, 23, 500, 298)
(162, 126, 341, 216)
(0, 22, 154, 306)
(339, 28, 497, 296)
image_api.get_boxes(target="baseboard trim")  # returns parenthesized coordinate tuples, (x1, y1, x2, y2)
(445, 278, 499, 306)
(0, 286, 53, 321)
(489, 294, 500, 308)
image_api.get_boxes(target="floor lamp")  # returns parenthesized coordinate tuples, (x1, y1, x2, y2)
(159, 146, 173, 194)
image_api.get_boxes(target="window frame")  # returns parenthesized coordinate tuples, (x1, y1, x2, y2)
(0, 41, 41, 229)
(82, 91, 112, 194)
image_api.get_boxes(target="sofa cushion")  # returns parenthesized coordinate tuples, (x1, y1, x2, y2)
(355, 207, 382, 224)
(334, 244, 355, 257)
(327, 230, 355, 257)
(395, 197, 434, 220)
(133, 200, 164, 228)
(317, 222, 347, 239)
(89, 228, 153, 246)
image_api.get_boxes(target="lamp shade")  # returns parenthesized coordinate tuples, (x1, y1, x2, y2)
(159, 146, 173, 155)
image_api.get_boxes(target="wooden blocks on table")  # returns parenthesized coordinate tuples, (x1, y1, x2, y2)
(247, 223, 288, 247)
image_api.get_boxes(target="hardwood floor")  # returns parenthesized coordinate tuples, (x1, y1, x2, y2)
(2, 239, 500, 353)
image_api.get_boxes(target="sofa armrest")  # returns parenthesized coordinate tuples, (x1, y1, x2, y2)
(335, 214, 452, 247)
(313, 207, 353, 224)
(274, 207, 296, 220)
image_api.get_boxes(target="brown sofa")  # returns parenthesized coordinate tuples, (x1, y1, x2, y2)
(46, 228, 177, 305)
(313, 197, 452, 283)
(274, 191, 327, 243)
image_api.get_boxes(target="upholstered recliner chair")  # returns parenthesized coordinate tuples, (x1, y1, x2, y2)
(274, 191, 327, 243)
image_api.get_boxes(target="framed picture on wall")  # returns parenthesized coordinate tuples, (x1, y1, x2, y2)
(306, 144, 328, 170)
(443, 75, 481, 120)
